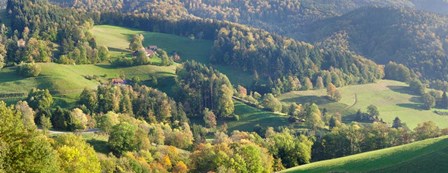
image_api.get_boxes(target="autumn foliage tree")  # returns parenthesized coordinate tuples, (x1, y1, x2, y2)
(0, 101, 59, 173)
(203, 108, 217, 129)
(327, 83, 342, 102)
(108, 122, 139, 155)
(262, 93, 282, 112)
(53, 134, 101, 173)
(129, 34, 144, 51)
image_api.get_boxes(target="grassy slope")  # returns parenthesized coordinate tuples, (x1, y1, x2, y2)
(226, 101, 289, 132)
(282, 136, 448, 173)
(92, 25, 254, 86)
(0, 25, 213, 103)
(0, 63, 176, 105)
(279, 80, 448, 128)
(92, 25, 213, 60)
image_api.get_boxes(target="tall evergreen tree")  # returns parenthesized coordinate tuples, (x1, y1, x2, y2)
(442, 91, 448, 109)
(392, 117, 403, 129)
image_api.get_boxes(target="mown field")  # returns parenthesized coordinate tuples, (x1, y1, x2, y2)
(279, 80, 448, 128)
(282, 136, 448, 173)
(92, 25, 213, 60)
(0, 63, 177, 106)
(92, 25, 254, 86)
(225, 101, 289, 132)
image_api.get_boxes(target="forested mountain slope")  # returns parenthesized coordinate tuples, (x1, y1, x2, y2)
(48, 0, 448, 37)
(49, 0, 412, 35)
(302, 7, 448, 82)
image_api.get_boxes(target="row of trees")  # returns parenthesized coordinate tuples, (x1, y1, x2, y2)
(384, 61, 448, 110)
(262, 70, 347, 95)
(78, 84, 188, 126)
(313, 120, 447, 161)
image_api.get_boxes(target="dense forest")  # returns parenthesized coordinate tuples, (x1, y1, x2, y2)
(49, 0, 412, 35)
(48, 0, 448, 37)
(2, 0, 111, 64)
(302, 7, 448, 83)
(176, 61, 234, 118)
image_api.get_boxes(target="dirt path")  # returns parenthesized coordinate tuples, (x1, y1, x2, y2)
(46, 128, 101, 135)
(344, 94, 358, 110)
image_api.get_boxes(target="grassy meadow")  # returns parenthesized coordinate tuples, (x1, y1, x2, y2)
(279, 80, 448, 128)
(0, 63, 177, 106)
(92, 25, 213, 60)
(225, 101, 290, 132)
(92, 25, 254, 86)
(282, 136, 448, 173)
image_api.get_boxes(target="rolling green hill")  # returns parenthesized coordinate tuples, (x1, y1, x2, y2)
(226, 101, 289, 132)
(92, 25, 213, 60)
(282, 136, 448, 173)
(0, 63, 177, 105)
(279, 80, 448, 128)
(91, 25, 254, 86)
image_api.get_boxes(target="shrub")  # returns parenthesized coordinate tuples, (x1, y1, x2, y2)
(16, 62, 41, 77)
(112, 57, 134, 67)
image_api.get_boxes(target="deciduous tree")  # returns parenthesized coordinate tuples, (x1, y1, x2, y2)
(203, 108, 217, 129)
(54, 134, 101, 173)
(108, 122, 138, 155)
(422, 93, 435, 110)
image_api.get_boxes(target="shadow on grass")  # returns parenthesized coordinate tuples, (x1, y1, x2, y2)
(397, 103, 422, 110)
(342, 113, 358, 122)
(409, 96, 422, 103)
(155, 71, 176, 77)
(142, 76, 179, 97)
(108, 47, 129, 53)
(0, 68, 25, 83)
(227, 115, 289, 132)
(387, 86, 417, 95)
(95, 64, 117, 69)
(282, 96, 332, 105)
(87, 139, 111, 154)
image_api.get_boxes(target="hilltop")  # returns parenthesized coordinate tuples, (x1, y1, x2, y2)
(282, 136, 448, 173)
